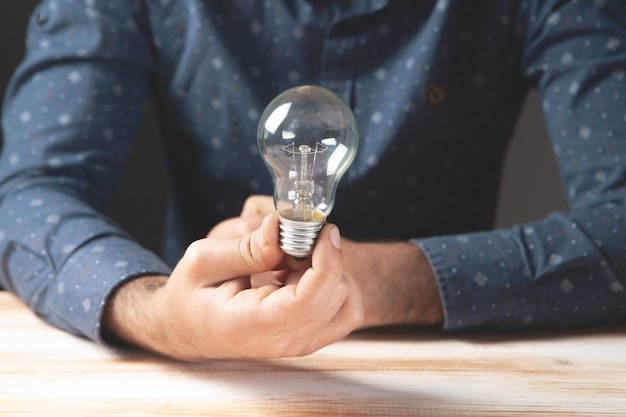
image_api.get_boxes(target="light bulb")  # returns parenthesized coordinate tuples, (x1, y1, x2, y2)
(257, 85, 359, 258)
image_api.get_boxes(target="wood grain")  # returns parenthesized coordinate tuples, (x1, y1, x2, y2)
(1, 292, 625, 416)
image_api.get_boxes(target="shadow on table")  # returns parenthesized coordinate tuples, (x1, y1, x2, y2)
(112, 328, 454, 416)
(109, 323, 626, 416)
(164, 358, 439, 416)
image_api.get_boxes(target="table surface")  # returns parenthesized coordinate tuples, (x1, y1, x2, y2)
(2, 291, 626, 417)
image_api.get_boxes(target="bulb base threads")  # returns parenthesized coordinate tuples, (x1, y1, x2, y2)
(278, 216, 325, 259)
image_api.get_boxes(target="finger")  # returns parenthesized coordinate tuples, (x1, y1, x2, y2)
(177, 213, 284, 287)
(216, 275, 252, 293)
(272, 274, 361, 357)
(206, 216, 265, 239)
(297, 276, 364, 356)
(267, 224, 344, 321)
(215, 275, 283, 301)
(269, 269, 290, 285)
(241, 195, 275, 218)
(295, 224, 343, 303)
(250, 271, 283, 287)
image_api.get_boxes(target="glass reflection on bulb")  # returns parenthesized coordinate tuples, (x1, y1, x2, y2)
(257, 85, 359, 258)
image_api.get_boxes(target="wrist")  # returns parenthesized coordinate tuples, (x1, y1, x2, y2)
(343, 239, 443, 328)
(413, 246, 444, 325)
(102, 275, 169, 350)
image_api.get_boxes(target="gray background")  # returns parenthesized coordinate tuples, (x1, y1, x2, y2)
(1, 2, 568, 254)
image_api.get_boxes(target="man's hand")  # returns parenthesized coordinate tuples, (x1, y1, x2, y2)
(103, 194, 444, 362)
(103, 212, 364, 361)
(221, 196, 444, 329)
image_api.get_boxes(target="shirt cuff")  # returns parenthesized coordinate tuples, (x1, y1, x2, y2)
(415, 230, 538, 330)
(41, 235, 172, 345)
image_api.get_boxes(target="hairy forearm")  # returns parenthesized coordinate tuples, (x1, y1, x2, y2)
(342, 239, 444, 328)
(102, 275, 170, 351)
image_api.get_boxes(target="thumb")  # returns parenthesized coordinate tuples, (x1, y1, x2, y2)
(176, 213, 284, 286)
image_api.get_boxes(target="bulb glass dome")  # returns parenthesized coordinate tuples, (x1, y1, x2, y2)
(257, 85, 359, 257)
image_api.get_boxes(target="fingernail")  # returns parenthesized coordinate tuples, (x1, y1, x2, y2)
(329, 226, 341, 250)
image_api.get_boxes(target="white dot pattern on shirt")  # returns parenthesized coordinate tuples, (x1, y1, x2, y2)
(0, 0, 625, 341)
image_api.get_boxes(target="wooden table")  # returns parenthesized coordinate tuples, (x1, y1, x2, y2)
(1, 291, 625, 416)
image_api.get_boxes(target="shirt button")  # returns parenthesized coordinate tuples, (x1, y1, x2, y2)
(424, 82, 447, 107)
(37, 12, 48, 25)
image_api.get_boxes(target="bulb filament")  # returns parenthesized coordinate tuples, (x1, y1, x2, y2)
(282, 142, 328, 222)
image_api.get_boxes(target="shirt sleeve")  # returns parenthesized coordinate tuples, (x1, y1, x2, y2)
(416, 0, 626, 330)
(0, 0, 171, 343)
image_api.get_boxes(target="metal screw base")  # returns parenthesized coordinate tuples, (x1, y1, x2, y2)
(278, 216, 325, 259)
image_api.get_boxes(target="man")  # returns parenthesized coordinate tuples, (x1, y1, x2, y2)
(1, 0, 625, 361)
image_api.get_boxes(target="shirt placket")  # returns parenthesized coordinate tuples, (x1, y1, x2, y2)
(317, 0, 389, 105)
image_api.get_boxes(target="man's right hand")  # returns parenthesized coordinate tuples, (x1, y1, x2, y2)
(102, 213, 364, 361)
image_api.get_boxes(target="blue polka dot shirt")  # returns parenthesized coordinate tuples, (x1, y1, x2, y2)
(1, 0, 625, 343)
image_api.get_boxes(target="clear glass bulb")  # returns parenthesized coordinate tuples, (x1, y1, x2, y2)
(257, 85, 359, 258)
